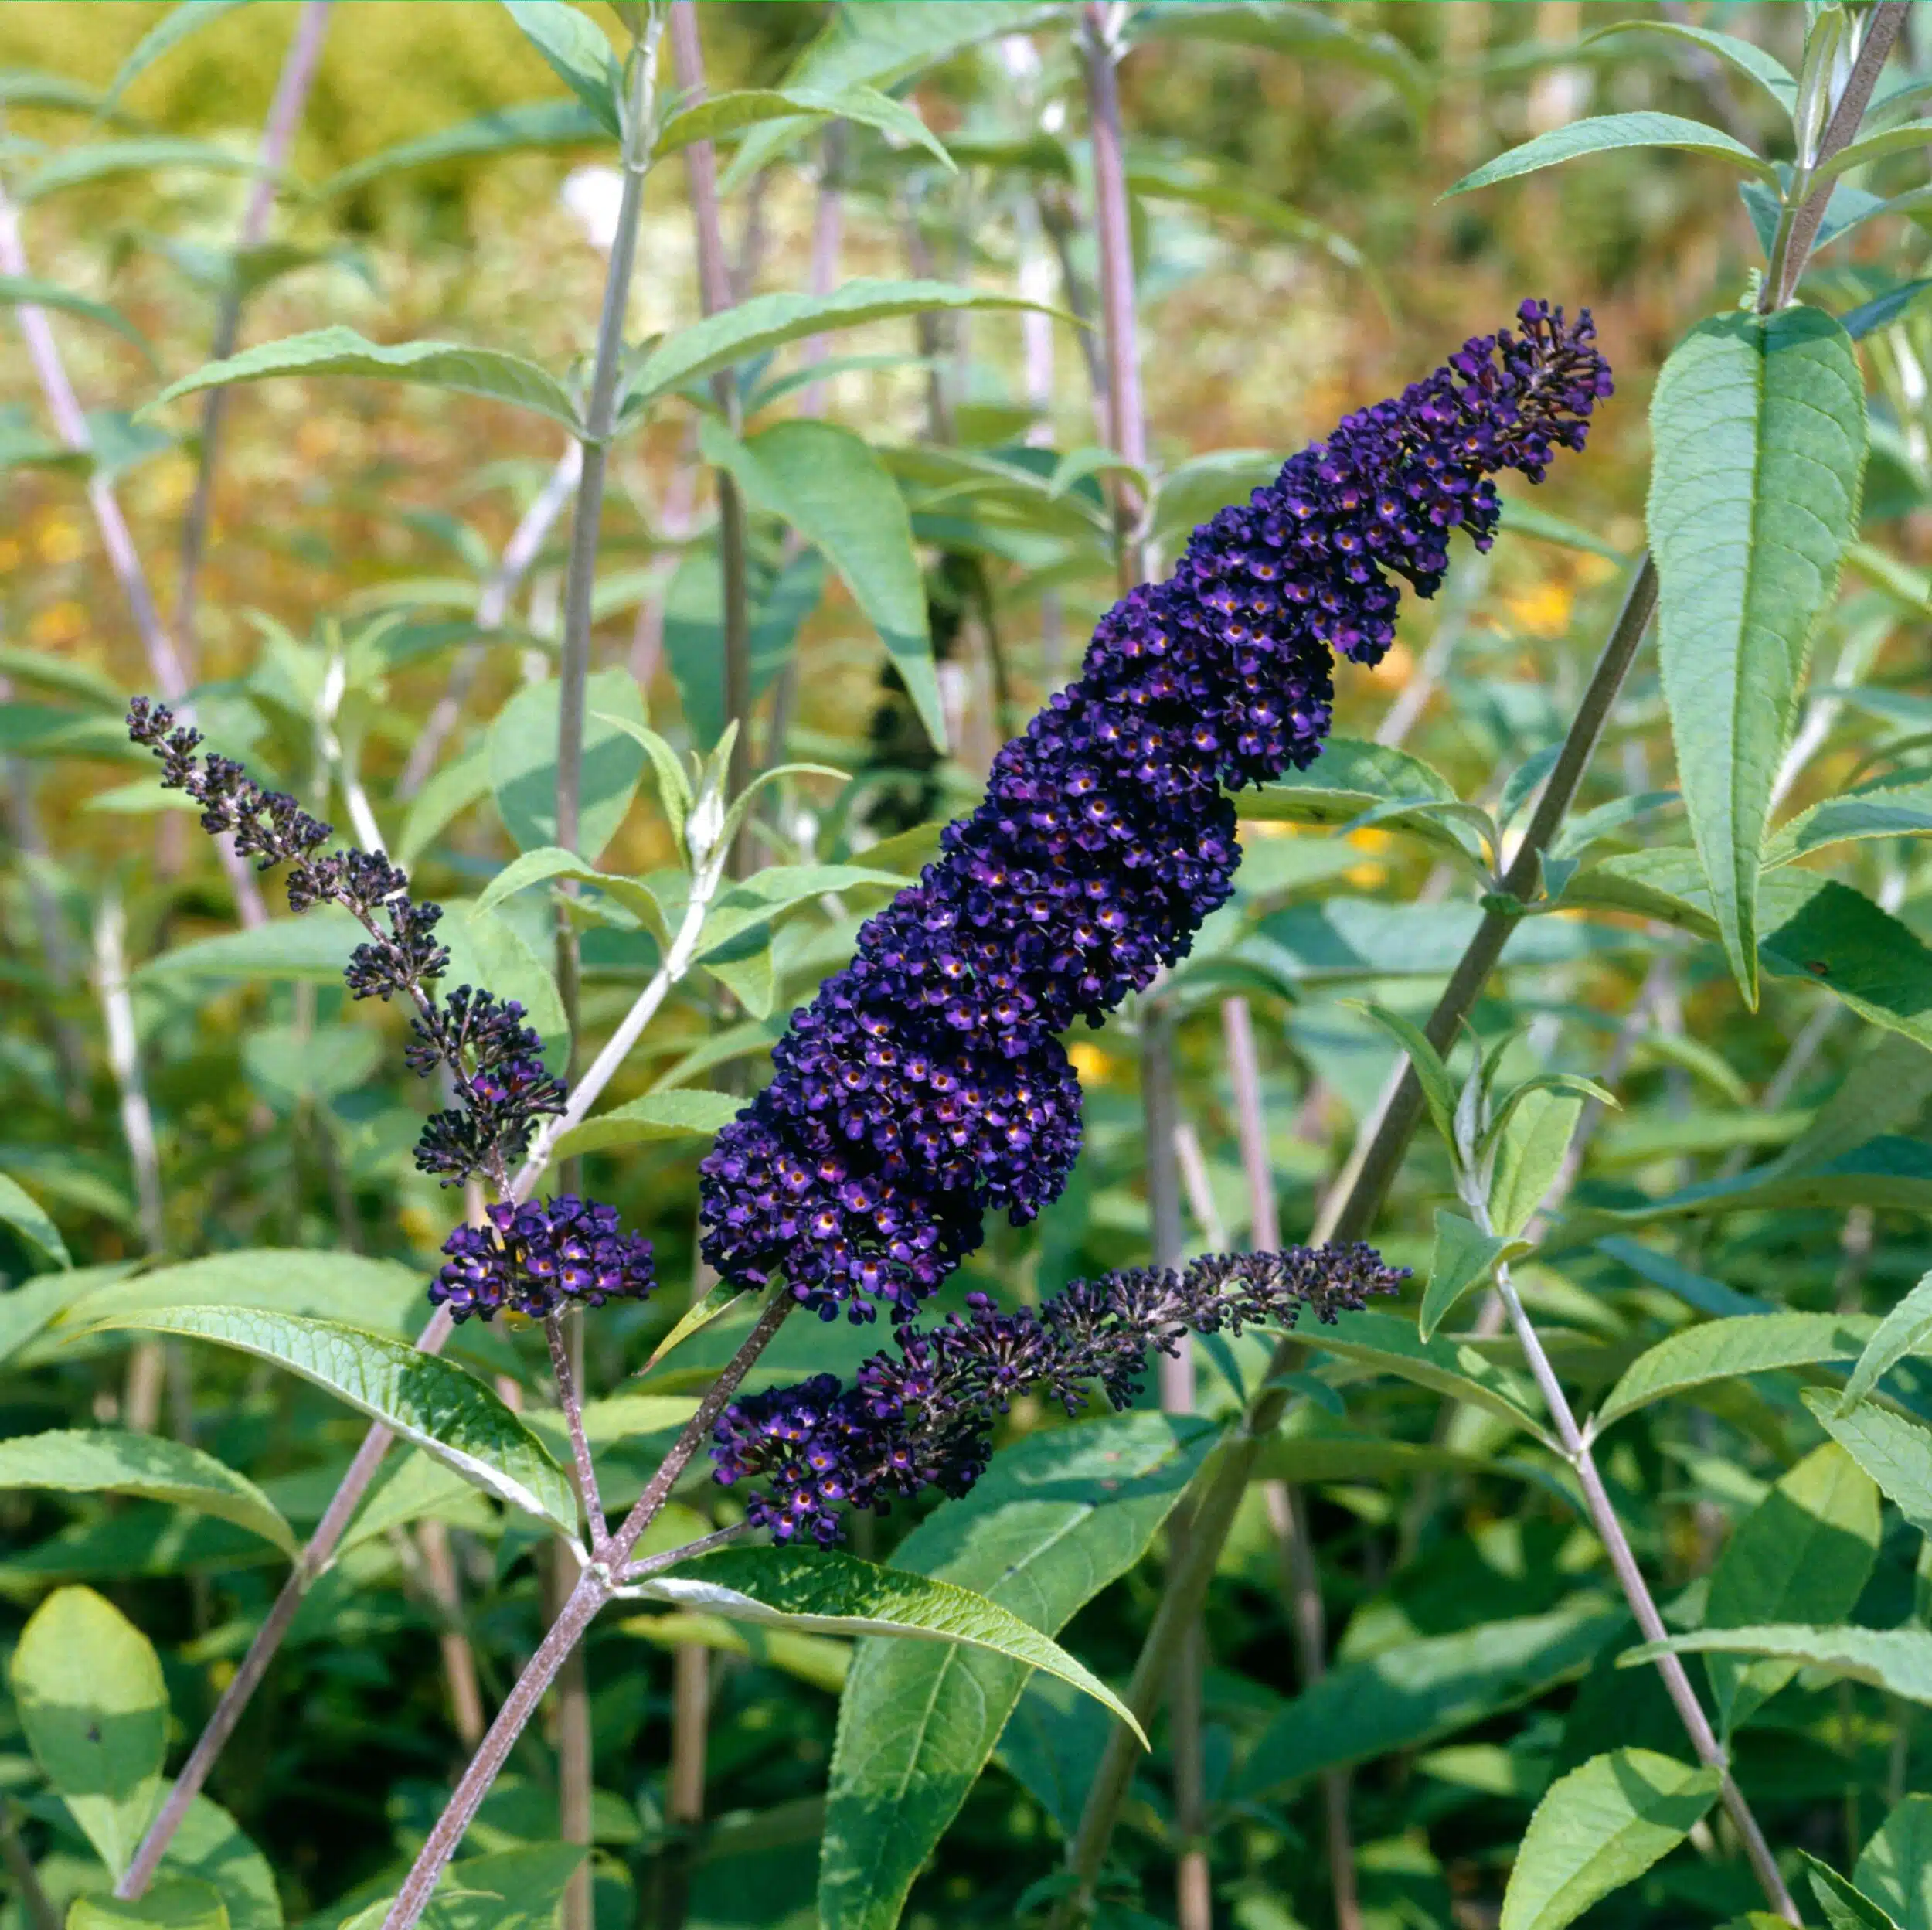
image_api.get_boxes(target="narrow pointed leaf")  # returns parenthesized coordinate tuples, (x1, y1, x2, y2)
(553, 1088, 743, 1159)
(653, 85, 951, 172)
(632, 1544, 1147, 1744)
(1236, 1608, 1624, 1800)
(320, 99, 607, 197)
(103, 0, 256, 109)
(699, 418, 945, 751)
(0, 1429, 298, 1557)
(1420, 1210, 1526, 1342)
(623, 281, 1054, 414)
(817, 1414, 1216, 1930)
(1449, 113, 1776, 196)
(502, 0, 622, 138)
(80, 1305, 577, 1530)
(145, 326, 583, 435)
(1804, 1857, 1904, 1930)
(1621, 1625, 1932, 1705)
(1580, 22, 1797, 114)
(0, 277, 151, 358)
(1648, 305, 1866, 1004)
(1295, 1307, 1549, 1435)
(1837, 1268, 1932, 1412)
(1595, 1312, 1877, 1428)
(1803, 1392, 1932, 1536)
(0, 1169, 69, 1268)
(20, 137, 283, 202)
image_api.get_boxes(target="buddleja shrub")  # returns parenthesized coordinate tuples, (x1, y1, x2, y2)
(4, 6, 1932, 1930)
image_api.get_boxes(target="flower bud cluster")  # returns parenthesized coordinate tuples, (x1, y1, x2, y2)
(711, 1242, 1406, 1544)
(128, 700, 656, 1321)
(430, 1195, 658, 1322)
(699, 304, 1610, 1324)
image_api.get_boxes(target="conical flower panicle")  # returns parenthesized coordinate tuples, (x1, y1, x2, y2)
(699, 302, 1611, 1324)
(710, 1244, 1407, 1544)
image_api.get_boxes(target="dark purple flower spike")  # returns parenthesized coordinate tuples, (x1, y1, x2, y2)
(711, 1244, 1407, 1544)
(699, 302, 1611, 1326)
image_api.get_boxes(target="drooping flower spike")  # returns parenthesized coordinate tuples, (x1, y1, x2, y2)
(711, 1244, 1407, 1544)
(126, 700, 656, 1320)
(699, 301, 1611, 1324)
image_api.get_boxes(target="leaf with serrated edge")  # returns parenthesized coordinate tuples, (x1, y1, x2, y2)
(1236, 1608, 1624, 1800)
(553, 1089, 743, 1159)
(1856, 1794, 1932, 1930)
(1804, 1393, 1932, 1537)
(1702, 1442, 1879, 1734)
(1648, 306, 1866, 1005)
(1499, 1748, 1721, 1930)
(1594, 1312, 1876, 1428)
(1420, 1211, 1527, 1343)
(817, 1414, 1215, 1930)
(0, 1169, 69, 1268)
(1804, 1854, 1906, 1930)
(631, 1545, 1146, 1745)
(1296, 1308, 1549, 1436)
(623, 281, 1053, 414)
(80, 1305, 577, 1530)
(1838, 1268, 1932, 1412)
(143, 327, 583, 436)
(1621, 1625, 1932, 1706)
(0, 1430, 297, 1557)
(1448, 112, 1777, 196)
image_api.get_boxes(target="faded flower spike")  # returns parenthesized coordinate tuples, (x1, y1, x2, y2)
(700, 302, 1610, 1322)
(430, 1196, 657, 1323)
(711, 1244, 1406, 1544)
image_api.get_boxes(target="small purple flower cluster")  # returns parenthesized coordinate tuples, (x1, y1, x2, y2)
(430, 1195, 658, 1322)
(127, 699, 655, 1321)
(711, 1244, 1406, 1544)
(699, 303, 1611, 1323)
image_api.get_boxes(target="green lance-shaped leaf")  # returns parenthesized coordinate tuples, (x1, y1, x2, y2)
(1702, 1442, 1879, 1734)
(1293, 1307, 1550, 1437)
(1235, 1607, 1624, 1801)
(81, 1305, 577, 1530)
(319, 99, 609, 197)
(1804, 1857, 1906, 1930)
(502, 0, 622, 138)
(11, 1585, 168, 1879)
(58, 1247, 427, 1341)
(621, 280, 1054, 416)
(102, 0, 256, 110)
(17, 136, 285, 203)
(1447, 112, 1777, 197)
(1580, 21, 1798, 115)
(0, 1169, 69, 1268)
(1857, 1794, 1932, 1930)
(1594, 1312, 1878, 1428)
(630, 1545, 1148, 1743)
(1648, 305, 1867, 1006)
(1243, 736, 1488, 868)
(71, 1881, 230, 1930)
(699, 417, 947, 752)
(0, 1429, 298, 1557)
(1420, 1210, 1529, 1343)
(553, 1088, 743, 1159)
(816, 1412, 1217, 1930)
(143, 326, 585, 437)
(652, 85, 952, 172)
(1498, 1748, 1723, 1930)
(1803, 1393, 1932, 1537)
(1621, 1625, 1932, 1706)
(1488, 1088, 1591, 1239)
(486, 666, 645, 862)
(0, 276, 152, 359)
(1837, 1268, 1932, 1412)
(722, 2, 1069, 188)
